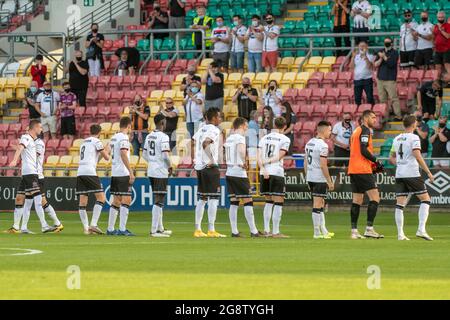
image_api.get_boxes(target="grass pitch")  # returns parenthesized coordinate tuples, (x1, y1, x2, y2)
(0, 208, 449, 300)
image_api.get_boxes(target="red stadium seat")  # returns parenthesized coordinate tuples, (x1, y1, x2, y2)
(109, 76, 124, 90)
(300, 121, 316, 135)
(96, 76, 111, 91)
(74, 107, 85, 122)
(295, 88, 312, 104)
(146, 60, 162, 73)
(112, 39, 125, 50)
(108, 106, 124, 122)
(7, 123, 21, 140)
(407, 70, 424, 88)
(97, 106, 110, 123)
(397, 86, 409, 112)
(135, 75, 149, 91)
(298, 105, 314, 119)
(96, 91, 111, 105)
(324, 88, 340, 104)
(423, 69, 439, 82)
(109, 91, 125, 106)
(178, 156, 193, 169)
(161, 74, 175, 90)
(0, 140, 9, 155)
(122, 75, 137, 90)
(311, 104, 328, 121)
(283, 159, 296, 169)
(46, 139, 60, 154)
(57, 139, 73, 156)
(0, 124, 9, 139)
(0, 155, 8, 166)
(148, 74, 163, 91)
(356, 104, 372, 117)
(86, 91, 98, 106)
(293, 122, 302, 135)
(158, 60, 171, 73)
(89, 76, 98, 90)
(291, 104, 301, 117)
(123, 90, 138, 105)
(336, 71, 352, 88)
(83, 107, 98, 122)
(322, 72, 338, 88)
(310, 88, 326, 104)
(103, 40, 113, 51)
(343, 104, 357, 115)
(170, 59, 188, 74)
(337, 87, 353, 104)
(283, 88, 298, 104)
(307, 72, 324, 89)
(396, 69, 409, 86)
(373, 103, 388, 117)
(328, 104, 343, 118)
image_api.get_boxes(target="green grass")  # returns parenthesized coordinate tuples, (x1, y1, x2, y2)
(0, 209, 449, 300)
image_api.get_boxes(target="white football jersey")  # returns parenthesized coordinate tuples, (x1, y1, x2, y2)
(19, 134, 38, 175)
(35, 138, 45, 179)
(143, 130, 171, 178)
(392, 132, 421, 178)
(258, 132, 291, 177)
(305, 137, 329, 183)
(77, 137, 104, 176)
(225, 133, 247, 178)
(110, 132, 131, 177)
(193, 124, 221, 171)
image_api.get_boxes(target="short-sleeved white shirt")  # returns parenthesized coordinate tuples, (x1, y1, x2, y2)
(352, 0, 372, 29)
(332, 121, 356, 146)
(263, 25, 280, 52)
(77, 137, 104, 176)
(305, 137, 329, 183)
(400, 21, 418, 52)
(212, 27, 230, 53)
(19, 134, 38, 175)
(231, 25, 247, 53)
(111, 132, 131, 177)
(185, 92, 204, 123)
(392, 133, 422, 178)
(258, 132, 291, 177)
(225, 133, 247, 178)
(143, 130, 171, 178)
(193, 124, 221, 171)
(35, 138, 45, 179)
(36, 91, 60, 117)
(416, 21, 434, 50)
(354, 51, 375, 81)
(246, 25, 264, 53)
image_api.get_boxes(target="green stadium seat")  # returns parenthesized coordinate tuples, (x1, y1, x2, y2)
(294, 21, 306, 34)
(282, 37, 297, 49)
(161, 38, 175, 51)
(282, 20, 296, 34)
(153, 39, 163, 51)
(137, 39, 150, 51)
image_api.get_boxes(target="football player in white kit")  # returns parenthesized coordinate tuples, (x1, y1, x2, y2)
(304, 121, 335, 239)
(107, 117, 135, 236)
(76, 124, 111, 235)
(258, 117, 291, 238)
(390, 115, 435, 241)
(8, 120, 56, 233)
(224, 117, 262, 237)
(193, 107, 226, 238)
(143, 114, 173, 238)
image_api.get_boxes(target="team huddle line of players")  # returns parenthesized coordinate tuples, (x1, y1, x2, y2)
(4, 109, 435, 240)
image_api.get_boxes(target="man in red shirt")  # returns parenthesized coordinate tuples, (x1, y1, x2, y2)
(30, 55, 47, 88)
(433, 11, 450, 76)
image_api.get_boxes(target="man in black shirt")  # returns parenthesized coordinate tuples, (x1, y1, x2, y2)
(85, 23, 104, 77)
(232, 77, 258, 120)
(181, 64, 201, 97)
(159, 98, 179, 150)
(169, 0, 186, 38)
(68, 50, 89, 108)
(414, 115, 430, 157)
(417, 80, 443, 122)
(430, 116, 450, 168)
(148, 1, 169, 39)
(202, 61, 224, 111)
(24, 80, 43, 120)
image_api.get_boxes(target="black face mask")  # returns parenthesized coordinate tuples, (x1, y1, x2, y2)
(438, 19, 445, 24)
(266, 19, 273, 25)
(344, 119, 351, 124)
(421, 17, 428, 22)
(45, 89, 51, 93)
(404, 18, 411, 23)
(188, 71, 195, 76)
(243, 84, 250, 88)
(64, 88, 70, 93)
(92, 29, 98, 33)
(439, 123, 446, 128)
(269, 86, 275, 91)
(76, 57, 82, 61)
(416, 116, 423, 122)
(135, 101, 141, 106)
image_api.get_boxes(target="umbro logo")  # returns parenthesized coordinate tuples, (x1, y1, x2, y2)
(425, 171, 450, 194)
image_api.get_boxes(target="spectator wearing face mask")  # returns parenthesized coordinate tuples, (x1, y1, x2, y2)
(433, 11, 450, 76)
(129, 94, 150, 156)
(181, 65, 201, 97)
(417, 80, 443, 122)
(413, 11, 434, 70)
(374, 37, 401, 120)
(399, 9, 418, 69)
(117, 50, 135, 76)
(262, 14, 280, 73)
(30, 54, 47, 88)
(230, 15, 247, 73)
(59, 81, 77, 139)
(24, 80, 43, 121)
(332, 113, 356, 167)
(350, 40, 375, 106)
(183, 82, 204, 138)
(232, 77, 258, 120)
(211, 16, 231, 73)
(413, 114, 430, 159)
(202, 61, 224, 111)
(36, 81, 60, 139)
(430, 116, 450, 168)
(148, 1, 169, 40)
(159, 98, 179, 150)
(260, 80, 283, 116)
(85, 23, 104, 77)
(190, 6, 213, 55)
(245, 15, 264, 73)
(260, 106, 274, 136)
(68, 50, 89, 108)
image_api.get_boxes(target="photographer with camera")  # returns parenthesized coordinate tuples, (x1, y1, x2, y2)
(232, 77, 258, 120)
(260, 80, 283, 117)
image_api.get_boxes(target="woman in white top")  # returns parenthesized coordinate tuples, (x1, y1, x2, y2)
(260, 80, 283, 117)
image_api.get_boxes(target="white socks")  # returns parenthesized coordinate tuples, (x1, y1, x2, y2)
(79, 206, 89, 230)
(44, 203, 60, 226)
(395, 204, 405, 236)
(320, 209, 329, 235)
(244, 204, 258, 234)
(158, 211, 164, 232)
(229, 203, 239, 234)
(195, 199, 206, 230)
(272, 203, 283, 235)
(207, 198, 219, 232)
(21, 198, 33, 230)
(263, 202, 274, 233)
(119, 204, 130, 232)
(13, 205, 23, 230)
(34, 194, 48, 229)
(91, 201, 104, 227)
(151, 205, 162, 234)
(312, 209, 321, 236)
(108, 205, 119, 232)
(418, 201, 430, 233)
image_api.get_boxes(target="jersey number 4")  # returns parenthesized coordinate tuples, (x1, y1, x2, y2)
(398, 143, 404, 160)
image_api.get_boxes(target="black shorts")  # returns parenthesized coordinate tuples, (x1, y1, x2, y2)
(260, 175, 285, 197)
(71, 88, 87, 107)
(197, 167, 220, 197)
(395, 177, 427, 196)
(149, 177, 168, 195)
(76, 175, 103, 195)
(110, 176, 132, 196)
(213, 52, 230, 69)
(434, 50, 450, 65)
(334, 145, 350, 167)
(308, 182, 328, 198)
(421, 98, 436, 116)
(415, 48, 433, 67)
(350, 174, 377, 193)
(17, 174, 40, 195)
(39, 178, 46, 196)
(226, 176, 252, 199)
(400, 50, 416, 67)
(60, 116, 76, 136)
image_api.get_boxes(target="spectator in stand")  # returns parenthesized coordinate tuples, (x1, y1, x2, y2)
(374, 37, 402, 121)
(202, 61, 224, 111)
(350, 40, 375, 106)
(417, 79, 443, 122)
(59, 81, 77, 140)
(399, 9, 418, 69)
(181, 64, 201, 97)
(129, 94, 150, 156)
(350, 0, 372, 45)
(24, 80, 43, 121)
(190, 6, 213, 55)
(168, 0, 186, 38)
(332, 112, 356, 167)
(117, 49, 135, 76)
(262, 14, 280, 73)
(433, 11, 450, 76)
(232, 77, 258, 121)
(248, 110, 260, 142)
(413, 11, 434, 70)
(414, 114, 430, 158)
(260, 80, 283, 117)
(332, 0, 351, 56)
(148, 1, 169, 40)
(68, 50, 89, 109)
(36, 81, 60, 139)
(85, 23, 104, 77)
(230, 15, 247, 73)
(260, 106, 274, 135)
(159, 97, 179, 151)
(430, 116, 450, 168)
(30, 54, 47, 88)
(280, 102, 296, 155)
(245, 15, 264, 73)
(183, 81, 204, 138)
(211, 16, 231, 73)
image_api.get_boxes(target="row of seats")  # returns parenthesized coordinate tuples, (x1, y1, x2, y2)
(0, 76, 31, 100)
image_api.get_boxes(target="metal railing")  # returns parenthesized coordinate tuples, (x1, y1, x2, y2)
(0, 0, 44, 31)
